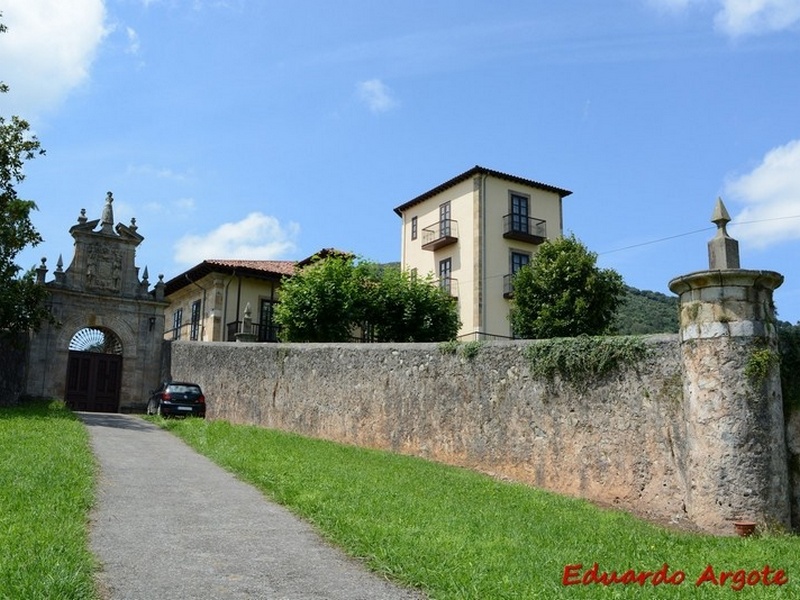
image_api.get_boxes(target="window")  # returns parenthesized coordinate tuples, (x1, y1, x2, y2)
(190, 300, 201, 341)
(411, 216, 418, 240)
(511, 251, 530, 275)
(259, 299, 278, 342)
(172, 308, 183, 340)
(439, 257, 452, 293)
(439, 201, 451, 237)
(510, 193, 529, 234)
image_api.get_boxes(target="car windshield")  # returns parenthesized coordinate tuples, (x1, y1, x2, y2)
(168, 385, 201, 396)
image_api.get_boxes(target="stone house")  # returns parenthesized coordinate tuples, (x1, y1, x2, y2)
(162, 249, 344, 343)
(394, 165, 572, 340)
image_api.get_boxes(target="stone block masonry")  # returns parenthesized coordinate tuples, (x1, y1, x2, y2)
(169, 336, 703, 530)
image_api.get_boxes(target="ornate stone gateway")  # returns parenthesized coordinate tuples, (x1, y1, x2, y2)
(26, 193, 168, 412)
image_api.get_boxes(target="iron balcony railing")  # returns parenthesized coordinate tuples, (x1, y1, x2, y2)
(226, 321, 281, 342)
(421, 219, 459, 251)
(438, 277, 459, 298)
(503, 273, 514, 298)
(502, 214, 546, 244)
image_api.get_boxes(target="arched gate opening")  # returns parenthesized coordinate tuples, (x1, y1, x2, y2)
(65, 327, 123, 412)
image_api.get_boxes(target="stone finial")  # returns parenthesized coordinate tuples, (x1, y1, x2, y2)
(36, 257, 48, 284)
(154, 274, 166, 301)
(101, 191, 115, 234)
(54, 254, 66, 285)
(235, 302, 257, 342)
(77, 208, 87, 224)
(130, 217, 138, 232)
(708, 197, 740, 270)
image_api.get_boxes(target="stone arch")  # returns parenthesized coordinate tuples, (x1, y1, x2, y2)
(69, 327, 123, 354)
(56, 314, 138, 360)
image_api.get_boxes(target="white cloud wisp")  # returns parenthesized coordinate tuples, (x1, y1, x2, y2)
(727, 139, 800, 248)
(357, 79, 399, 113)
(174, 212, 300, 264)
(648, 0, 800, 36)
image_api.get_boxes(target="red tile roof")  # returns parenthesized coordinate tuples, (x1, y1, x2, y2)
(204, 259, 296, 276)
(163, 259, 295, 296)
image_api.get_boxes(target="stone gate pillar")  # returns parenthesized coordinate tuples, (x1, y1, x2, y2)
(669, 199, 789, 533)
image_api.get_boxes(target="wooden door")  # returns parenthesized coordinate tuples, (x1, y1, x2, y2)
(65, 351, 122, 412)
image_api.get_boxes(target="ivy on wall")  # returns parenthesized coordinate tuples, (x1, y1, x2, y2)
(523, 335, 650, 389)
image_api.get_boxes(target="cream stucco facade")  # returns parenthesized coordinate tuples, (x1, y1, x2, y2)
(163, 260, 294, 343)
(395, 166, 571, 339)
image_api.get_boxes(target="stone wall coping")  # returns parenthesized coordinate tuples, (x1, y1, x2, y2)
(668, 269, 783, 295)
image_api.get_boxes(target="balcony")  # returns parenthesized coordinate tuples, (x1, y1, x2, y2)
(226, 321, 280, 342)
(422, 219, 459, 251)
(503, 274, 514, 299)
(503, 215, 546, 245)
(438, 277, 459, 298)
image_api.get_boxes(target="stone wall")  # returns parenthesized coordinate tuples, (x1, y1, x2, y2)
(169, 335, 702, 528)
(0, 334, 28, 406)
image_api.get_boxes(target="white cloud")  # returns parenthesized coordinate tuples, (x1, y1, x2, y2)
(648, 0, 800, 36)
(143, 197, 197, 214)
(127, 163, 194, 182)
(125, 26, 140, 55)
(357, 79, 399, 113)
(0, 0, 109, 116)
(174, 212, 300, 264)
(715, 0, 800, 35)
(726, 139, 800, 247)
(648, 0, 693, 12)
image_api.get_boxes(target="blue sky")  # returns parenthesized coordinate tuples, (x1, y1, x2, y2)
(3, 0, 800, 322)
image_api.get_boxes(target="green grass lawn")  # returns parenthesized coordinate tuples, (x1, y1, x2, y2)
(157, 417, 800, 599)
(0, 399, 97, 600)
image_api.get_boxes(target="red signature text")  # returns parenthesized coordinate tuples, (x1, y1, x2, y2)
(695, 564, 788, 591)
(563, 563, 789, 590)
(563, 563, 685, 586)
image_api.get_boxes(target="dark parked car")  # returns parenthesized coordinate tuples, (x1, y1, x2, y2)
(147, 382, 206, 418)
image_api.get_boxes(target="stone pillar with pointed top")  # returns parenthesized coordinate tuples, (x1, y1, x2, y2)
(53, 254, 66, 285)
(669, 198, 789, 534)
(708, 197, 740, 270)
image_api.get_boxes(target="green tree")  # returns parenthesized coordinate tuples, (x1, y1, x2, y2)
(509, 234, 624, 339)
(274, 255, 365, 342)
(274, 256, 459, 343)
(1, 15, 50, 339)
(364, 266, 459, 342)
(778, 321, 800, 411)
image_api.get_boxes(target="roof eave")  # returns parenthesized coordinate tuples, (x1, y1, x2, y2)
(393, 165, 572, 216)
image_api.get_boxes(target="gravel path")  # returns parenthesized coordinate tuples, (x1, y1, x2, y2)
(79, 412, 425, 600)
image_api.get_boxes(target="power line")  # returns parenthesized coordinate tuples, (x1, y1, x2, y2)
(599, 227, 713, 255)
(598, 214, 800, 256)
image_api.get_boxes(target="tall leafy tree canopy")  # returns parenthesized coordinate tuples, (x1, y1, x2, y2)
(509, 234, 625, 339)
(1, 14, 50, 338)
(274, 255, 459, 343)
(362, 265, 460, 343)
